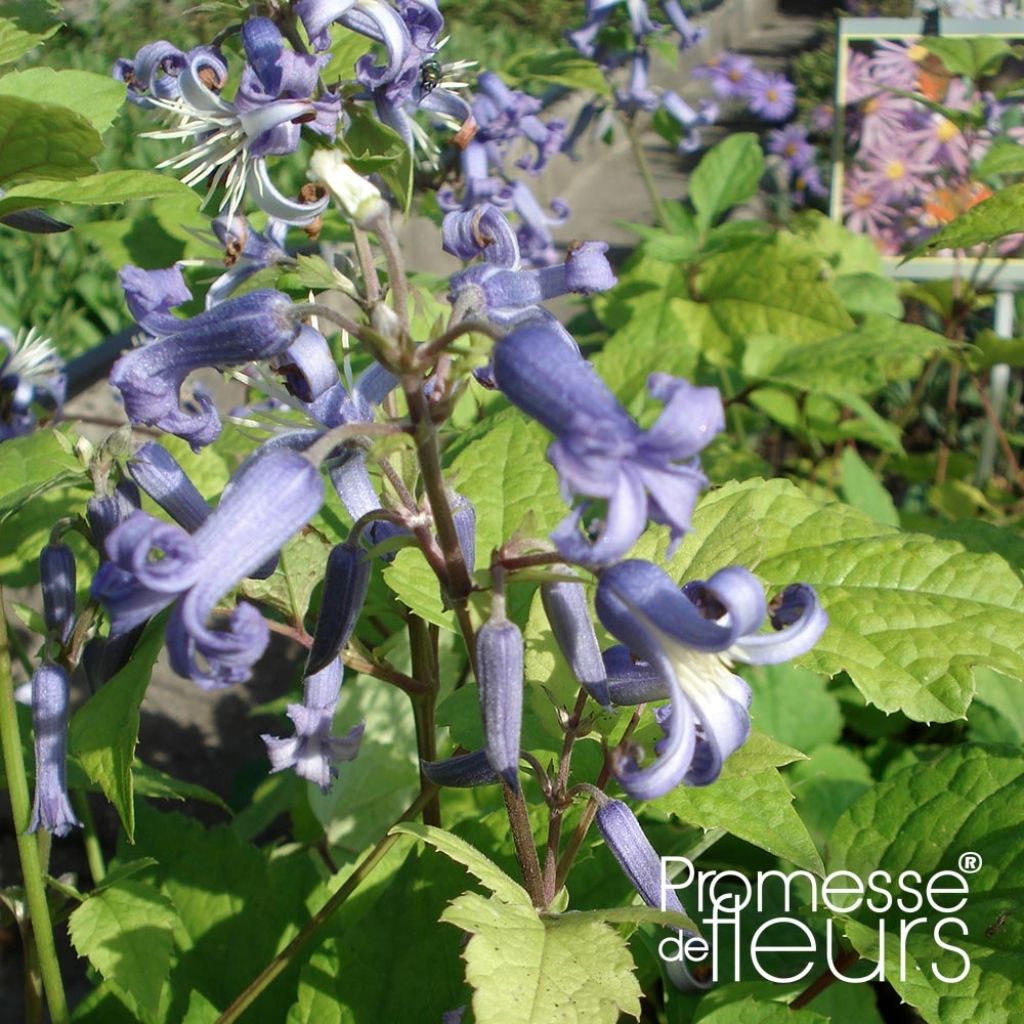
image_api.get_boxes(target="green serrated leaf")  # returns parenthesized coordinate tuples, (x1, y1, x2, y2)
(0, 427, 85, 520)
(340, 111, 413, 214)
(382, 546, 455, 630)
(122, 805, 324, 1021)
(443, 891, 642, 1024)
(839, 447, 899, 526)
(131, 761, 230, 811)
(0, 68, 124, 133)
(0, 171, 196, 218)
(304, 846, 469, 1023)
(240, 523, 332, 624)
(392, 821, 531, 905)
(592, 293, 701, 409)
(505, 49, 611, 95)
(977, 138, 1024, 179)
(905, 182, 1024, 258)
(0, 95, 101, 184)
(695, 995, 828, 1023)
(694, 235, 854, 365)
(289, 253, 354, 292)
(638, 477, 1024, 723)
(0, 8, 60, 66)
(828, 745, 1024, 1024)
(747, 663, 842, 752)
(743, 316, 945, 396)
(652, 730, 822, 875)
(68, 616, 166, 840)
(68, 880, 178, 1019)
(921, 35, 1011, 78)
(321, 22, 373, 83)
(690, 134, 765, 233)
(790, 743, 872, 852)
(446, 406, 570, 556)
(970, 668, 1024, 744)
(551, 905, 698, 936)
(832, 272, 902, 317)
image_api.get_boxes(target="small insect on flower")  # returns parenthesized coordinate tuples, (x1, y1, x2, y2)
(419, 58, 442, 98)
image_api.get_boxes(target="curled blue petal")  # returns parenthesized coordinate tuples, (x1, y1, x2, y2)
(120, 264, 192, 337)
(272, 325, 341, 403)
(729, 583, 828, 665)
(442, 204, 521, 267)
(596, 559, 824, 793)
(166, 448, 324, 688)
(110, 288, 300, 449)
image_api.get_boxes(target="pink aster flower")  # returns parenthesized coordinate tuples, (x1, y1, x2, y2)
(744, 70, 795, 121)
(767, 123, 816, 170)
(906, 79, 974, 175)
(869, 40, 922, 91)
(693, 52, 754, 100)
(863, 151, 933, 203)
(858, 90, 914, 153)
(846, 51, 876, 104)
(843, 165, 897, 241)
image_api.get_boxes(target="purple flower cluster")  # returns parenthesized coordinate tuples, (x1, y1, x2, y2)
(0, 327, 65, 441)
(114, 20, 339, 224)
(693, 51, 796, 122)
(439, 75, 571, 267)
(564, 2, 718, 156)
(836, 38, 1018, 256)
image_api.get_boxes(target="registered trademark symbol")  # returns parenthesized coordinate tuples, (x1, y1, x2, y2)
(959, 852, 983, 874)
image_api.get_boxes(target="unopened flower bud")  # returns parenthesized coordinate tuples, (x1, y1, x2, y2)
(476, 610, 524, 793)
(309, 149, 388, 229)
(421, 749, 500, 788)
(541, 574, 610, 707)
(28, 662, 81, 838)
(40, 542, 76, 645)
(305, 540, 371, 676)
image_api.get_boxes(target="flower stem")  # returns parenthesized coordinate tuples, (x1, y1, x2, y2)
(74, 791, 106, 885)
(503, 783, 546, 908)
(789, 948, 861, 1009)
(402, 379, 473, 602)
(624, 114, 668, 230)
(408, 615, 442, 826)
(555, 705, 644, 891)
(543, 688, 591, 904)
(413, 319, 503, 370)
(0, 597, 70, 1024)
(372, 213, 411, 338)
(213, 787, 438, 1024)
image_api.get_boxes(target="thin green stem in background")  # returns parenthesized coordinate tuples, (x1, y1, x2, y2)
(624, 114, 668, 230)
(0, 595, 70, 1024)
(74, 791, 106, 885)
(214, 787, 437, 1024)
